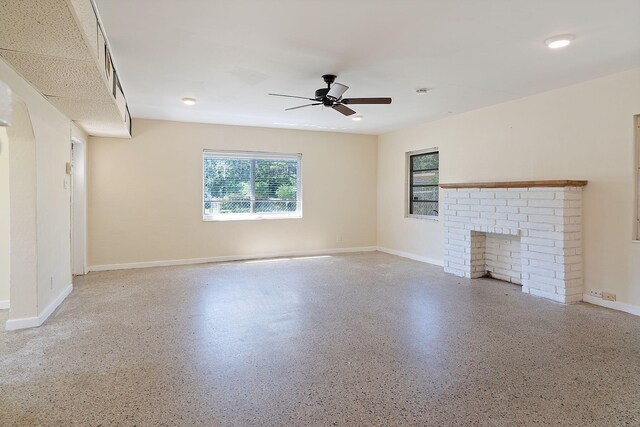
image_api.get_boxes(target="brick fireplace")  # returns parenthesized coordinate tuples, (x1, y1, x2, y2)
(440, 180, 587, 303)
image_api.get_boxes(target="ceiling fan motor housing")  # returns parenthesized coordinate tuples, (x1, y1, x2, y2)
(315, 87, 331, 104)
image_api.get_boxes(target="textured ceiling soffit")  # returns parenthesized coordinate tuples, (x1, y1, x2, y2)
(47, 97, 123, 122)
(0, 49, 111, 101)
(0, 0, 92, 61)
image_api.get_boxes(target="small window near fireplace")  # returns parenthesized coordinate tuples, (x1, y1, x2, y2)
(407, 148, 439, 219)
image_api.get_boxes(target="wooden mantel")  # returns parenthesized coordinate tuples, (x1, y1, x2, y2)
(439, 180, 588, 189)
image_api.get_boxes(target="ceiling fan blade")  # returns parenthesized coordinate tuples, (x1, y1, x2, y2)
(269, 93, 316, 101)
(285, 103, 322, 111)
(326, 83, 349, 101)
(332, 103, 356, 116)
(341, 97, 392, 105)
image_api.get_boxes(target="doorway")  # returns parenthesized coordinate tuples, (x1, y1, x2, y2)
(71, 138, 87, 276)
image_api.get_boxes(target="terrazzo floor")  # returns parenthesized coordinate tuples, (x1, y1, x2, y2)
(1, 252, 639, 426)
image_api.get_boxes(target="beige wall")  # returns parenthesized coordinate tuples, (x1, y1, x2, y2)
(6, 98, 38, 319)
(378, 68, 640, 309)
(0, 57, 74, 321)
(88, 119, 377, 267)
(0, 127, 9, 305)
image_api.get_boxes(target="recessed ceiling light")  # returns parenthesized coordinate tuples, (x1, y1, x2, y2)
(416, 88, 430, 95)
(545, 34, 574, 49)
(352, 115, 363, 121)
(182, 97, 197, 105)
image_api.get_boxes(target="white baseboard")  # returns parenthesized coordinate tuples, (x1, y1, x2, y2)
(88, 246, 379, 272)
(582, 294, 640, 317)
(376, 246, 444, 267)
(0, 299, 9, 310)
(5, 284, 73, 331)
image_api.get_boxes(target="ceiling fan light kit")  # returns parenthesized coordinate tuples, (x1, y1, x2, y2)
(269, 74, 392, 117)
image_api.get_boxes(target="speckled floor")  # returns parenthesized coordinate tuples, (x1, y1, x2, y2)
(1, 252, 639, 426)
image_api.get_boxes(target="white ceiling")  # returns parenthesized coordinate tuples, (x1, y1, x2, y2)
(94, 0, 640, 135)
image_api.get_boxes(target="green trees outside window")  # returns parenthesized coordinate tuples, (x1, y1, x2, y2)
(203, 153, 300, 218)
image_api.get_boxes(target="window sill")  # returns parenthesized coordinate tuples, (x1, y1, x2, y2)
(407, 214, 439, 222)
(203, 213, 302, 222)
(632, 240, 640, 244)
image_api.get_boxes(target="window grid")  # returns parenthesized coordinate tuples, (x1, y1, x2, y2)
(408, 150, 439, 217)
(203, 151, 302, 220)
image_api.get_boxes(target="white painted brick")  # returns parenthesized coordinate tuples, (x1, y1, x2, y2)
(522, 251, 556, 262)
(446, 227, 468, 236)
(480, 212, 508, 220)
(523, 282, 558, 295)
(527, 199, 564, 208)
(442, 185, 584, 305)
(522, 237, 555, 247)
(529, 274, 564, 287)
(528, 214, 565, 225)
(521, 191, 556, 199)
(481, 198, 507, 206)
(555, 191, 581, 200)
(570, 264, 582, 272)
(525, 266, 559, 279)
(471, 191, 493, 198)
(447, 222, 467, 230)
(470, 204, 497, 212)
(458, 198, 481, 205)
(528, 244, 564, 255)
(499, 192, 522, 199)
(507, 199, 528, 207)
(495, 220, 520, 228)
(529, 259, 565, 272)
(528, 230, 564, 240)
(555, 239, 581, 249)
(447, 215, 472, 223)
(519, 207, 555, 215)
(458, 211, 481, 218)
(448, 191, 471, 199)
(496, 206, 520, 213)
(447, 204, 471, 211)
(556, 270, 582, 280)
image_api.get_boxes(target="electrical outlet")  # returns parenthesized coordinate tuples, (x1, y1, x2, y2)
(602, 292, 616, 301)
(336, 235, 342, 243)
(589, 289, 602, 298)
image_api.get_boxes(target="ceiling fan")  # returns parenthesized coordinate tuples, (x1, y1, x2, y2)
(268, 74, 392, 116)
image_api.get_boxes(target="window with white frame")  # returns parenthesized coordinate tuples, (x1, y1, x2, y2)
(407, 149, 439, 218)
(203, 150, 302, 220)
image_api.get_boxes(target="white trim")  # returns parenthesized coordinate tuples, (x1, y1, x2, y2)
(5, 284, 73, 331)
(0, 299, 9, 309)
(407, 214, 439, 221)
(203, 212, 302, 222)
(71, 138, 88, 275)
(89, 247, 378, 272)
(202, 150, 303, 221)
(406, 147, 440, 218)
(582, 294, 640, 317)
(203, 149, 302, 161)
(376, 246, 444, 267)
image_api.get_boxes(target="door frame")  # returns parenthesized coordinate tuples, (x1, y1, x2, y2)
(71, 137, 87, 276)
